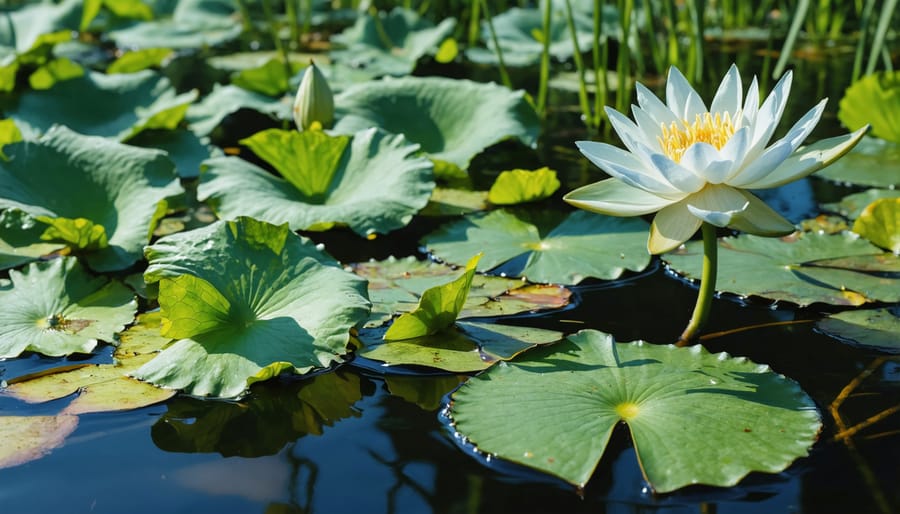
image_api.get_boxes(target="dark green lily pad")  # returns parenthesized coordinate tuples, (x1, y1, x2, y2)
(134, 217, 370, 398)
(199, 128, 434, 236)
(334, 76, 540, 171)
(816, 308, 900, 353)
(385, 374, 467, 411)
(423, 209, 651, 284)
(814, 136, 900, 188)
(852, 198, 900, 253)
(663, 232, 900, 306)
(0, 257, 136, 358)
(0, 125, 182, 271)
(448, 330, 821, 492)
(331, 7, 456, 77)
(821, 189, 900, 220)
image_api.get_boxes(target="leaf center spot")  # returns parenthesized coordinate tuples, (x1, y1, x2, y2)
(615, 401, 640, 421)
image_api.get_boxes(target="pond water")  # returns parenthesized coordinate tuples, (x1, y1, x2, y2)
(1, 40, 898, 514)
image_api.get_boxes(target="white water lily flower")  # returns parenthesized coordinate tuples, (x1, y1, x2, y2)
(565, 64, 868, 254)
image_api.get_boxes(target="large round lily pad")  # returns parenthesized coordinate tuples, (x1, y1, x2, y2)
(448, 330, 821, 493)
(814, 136, 900, 188)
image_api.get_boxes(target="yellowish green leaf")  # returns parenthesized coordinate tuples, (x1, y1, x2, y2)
(488, 167, 560, 205)
(853, 197, 900, 253)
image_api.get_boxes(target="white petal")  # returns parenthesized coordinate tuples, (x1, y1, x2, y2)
(666, 66, 707, 120)
(685, 184, 750, 227)
(631, 105, 664, 148)
(727, 190, 796, 236)
(606, 107, 657, 151)
(576, 141, 679, 194)
(742, 76, 760, 126)
(649, 201, 703, 254)
(726, 139, 794, 187)
(748, 71, 793, 155)
(649, 153, 708, 193)
(737, 127, 868, 189)
(678, 143, 736, 184)
(710, 64, 742, 115)
(718, 125, 751, 171)
(779, 99, 827, 152)
(564, 178, 680, 216)
(636, 82, 679, 126)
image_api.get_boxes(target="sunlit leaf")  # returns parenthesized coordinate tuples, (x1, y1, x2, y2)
(0, 415, 78, 470)
(0, 0, 81, 52)
(814, 136, 900, 188)
(28, 57, 83, 90)
(816, 308, 900, 353)
(488, 167, 560, 205)
(448, 330, 821, 492)
(423, 209, 651, 284)
(420, 187, 489, 216)
(0, 209, 63, 270)
(852, 198, 900, 253)
(0, 257, 136, 358)
(37, 216, 108, 250)
(435, 37, 458, 63)
(838, 71, 900, 143)
(232, 58, 305, 97)
(107, 0, 242, 49)
(107, 48, 174, 74)
(821, 188, 900, 220)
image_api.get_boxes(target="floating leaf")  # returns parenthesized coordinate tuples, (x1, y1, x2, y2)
(0, 118, 22, 154)
(838, 71, 900, 143)
(0, 415, 78, 470)
(0, 125, 181, 271)
(664, 232, 900, 306)
(130, 128, 219, 179)
(822, 189, 900, 220)
(331, 7, 456, 76)
(349, 256, 572, 327)
(186, 84, 292, 137)
(0, 257, 136, 358)
(448, 330, 821, 492)
(232, 58, 305, 97)
(134, 217, 370, 398)
(423, 209, 651, 284)
(37, 216, 108, 250)
(384, 254, 481, 341)
(28, 57, 83, 90)
(359, 321, 562, 373)
(852, 198, 900, 253)
(107, 0, 243, 49)
(488, 167, 560, 205)
(200, 128, 434, 236)
(816, 308, 900, 353)
(0, 0, 81, 52)
(814, 136, 900, 188)
(334, 76, 540, 171)
(107, 48, 173, 74)
(420, 187, 489, 216)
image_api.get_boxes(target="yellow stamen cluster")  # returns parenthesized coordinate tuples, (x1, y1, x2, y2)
(658, 112, 736, 162)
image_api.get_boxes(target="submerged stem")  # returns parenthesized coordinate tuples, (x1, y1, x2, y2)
(676, 222, 717, 346)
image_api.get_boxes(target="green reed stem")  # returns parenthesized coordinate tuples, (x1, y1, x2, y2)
(684, 0, 704, 82)
(592, 0, 608, 128)
(563, 0, 592, 129)
(643, 0, 664, 74)
(479, 0, 513, 89)
(467, 0, 481, 48)
(865, 0, 898, 75)
(852, 0, 876, 82)
(535, 0, 552, 118)
(260, 0, 293, 91)
(773, 0, 809, 78)
(662, 0, 679, 69)
(614, 0, 632, 116)
(677, 222, 718, 346)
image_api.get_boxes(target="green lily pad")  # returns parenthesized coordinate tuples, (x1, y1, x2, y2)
(423, 209, 651, 284)
(816, 308, 900, 353)
(488, 167, 560, 205)
(133, 217, 370, 398)
(0, 0, 81, 52)
(200, 128, 434, 236)
(334, 76, 540, 171)
(185, 84, 292, 137)
(0, 257, 137, 358)
(232, 58, 306, 97)
(838, 71, 900, 143)
(0, 209, 64, 271)
(107, 0, 243, 49)
(853, 198, 900, 253)
(663, 232, 900, 307)
(81, 0, 153, 32)
(130, 128, 219, 179)
(359, 321, 563, 373)
(448, 330, 821, 492)
(0, 414, 78, 470)
(151, 370, 364, 456)
(0, 125, 181, 271)
(821, 189, 900, 220)
(107, 48, 174, 74)
(331, 7, 456, 77)
(420, 187, 490, 216)
(349, 256, 572, 328)
(814, 136, 900, 188)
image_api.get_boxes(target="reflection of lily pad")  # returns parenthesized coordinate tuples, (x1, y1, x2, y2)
(200, 128, 434, 236)
(0, 257, 136, 358)
(664, 232, 900, 306)
(0, 415, 78, 470)
(134, 217, 370, 398)
(448, 330, 821, 493)
(349, 256, 572, 327)
(385, 374, 466, 411)
(423, 209, 650, 284)
(151, 371, 365, 456)
(814, 136, 900, 188)
(852, 198, 900, 253)
(0, 126, 181, 271)
(331, 7, 456, 77)
(334, 76, 540, 171)
(821, 189, 900, 219)
(816, 308, 900, 353)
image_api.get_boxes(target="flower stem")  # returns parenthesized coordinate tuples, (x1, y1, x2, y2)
(677, 222, 718, 346)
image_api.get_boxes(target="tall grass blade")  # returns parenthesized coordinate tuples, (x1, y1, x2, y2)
(773, 0, 809, 78)
(865, 0, 898, 75)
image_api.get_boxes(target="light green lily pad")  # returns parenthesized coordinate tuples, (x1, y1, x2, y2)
(334, 76, 540, 171)
(0, 0, 81, 52)
(0, 209, 64, 271)
(488, 167, 560, 205)
(107, 48, 174, 74)
(5, 70, 196, 142)
(816, 308, 900, 353)
(331, 7, 456, 77)
(838, 71, 900, 143)
(420, 187, 490, 216)
(0, 257, 137, 358)
(0, 125, 181, 271)
(448, 330, 821, 492)
(107, 0, 243, 49)
(822, 189, 900, 220)
(130, 128, 219, 179)
(185, 84, 292, 137)
(814, 136, 900, 188)
(664, 232, 900, 306)
(853, 198, 900, 253)
(423, 209, 651, 284)
(199, 128, 434, 236)
(0, 414, 79, 470)
(134, 217, 370, 398)
(349, 256, 572, 328)
(359, 321, 563, 373)
(232, 58, 306, 97)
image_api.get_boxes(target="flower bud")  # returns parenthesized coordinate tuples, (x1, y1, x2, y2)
(293, 61, 334, 131)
